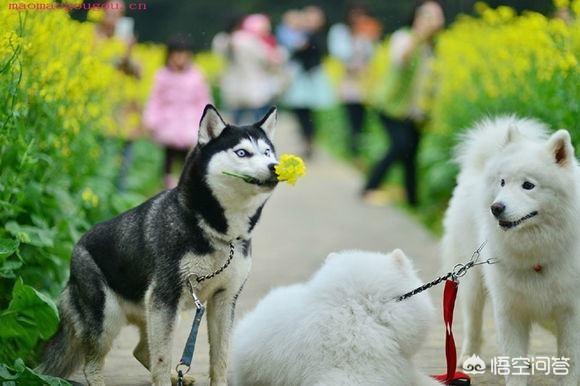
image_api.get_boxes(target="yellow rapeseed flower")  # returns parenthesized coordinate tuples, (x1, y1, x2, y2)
(275, 154, 306, 185)
(428, 3, 579, 134)
(573, 0, 580, 15)
(81, 187, 99, 207)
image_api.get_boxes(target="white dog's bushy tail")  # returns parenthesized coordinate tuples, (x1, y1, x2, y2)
(454, 115, 549, 171)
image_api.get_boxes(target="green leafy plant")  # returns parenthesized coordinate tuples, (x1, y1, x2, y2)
(0, 1, 162, 379)
(0, 359, 70, 386)
(0, 279, 59, 363)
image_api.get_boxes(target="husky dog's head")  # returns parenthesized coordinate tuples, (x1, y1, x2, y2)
(186, 104, 278, 192)
(484, 125, 578, 236)
(178, 105, 279, 238)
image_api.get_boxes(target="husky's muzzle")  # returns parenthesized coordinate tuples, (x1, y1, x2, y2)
(253, 163, 278, 189)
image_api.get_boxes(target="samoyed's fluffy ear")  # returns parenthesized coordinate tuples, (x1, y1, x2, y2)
(547, 129, 574, 167)
(391, 248, 413, 272)
(324, 252, 339, 262)
(506, 124, 523, 144)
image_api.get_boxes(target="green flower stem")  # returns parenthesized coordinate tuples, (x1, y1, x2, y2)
(222, 171, 259, 184)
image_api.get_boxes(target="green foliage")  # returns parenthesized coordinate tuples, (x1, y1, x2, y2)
(0, 279, 59, 364)
(0, 359, 70, 386)
(0, 2, 163, 375)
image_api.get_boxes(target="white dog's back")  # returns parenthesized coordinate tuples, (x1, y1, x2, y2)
(231, 250, 442, 386)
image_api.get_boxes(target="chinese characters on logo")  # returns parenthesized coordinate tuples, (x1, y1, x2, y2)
(463, 355, 570, 376)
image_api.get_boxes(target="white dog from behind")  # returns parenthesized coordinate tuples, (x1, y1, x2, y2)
(443, 116, 580, 386)
(231, 249, 442, 386)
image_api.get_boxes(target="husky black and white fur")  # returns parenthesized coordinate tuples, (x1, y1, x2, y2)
(39, 105, 279, 386)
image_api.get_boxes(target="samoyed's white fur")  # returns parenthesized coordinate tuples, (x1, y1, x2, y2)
(443, 116, 580, 386)
(230, 249, 442, 386)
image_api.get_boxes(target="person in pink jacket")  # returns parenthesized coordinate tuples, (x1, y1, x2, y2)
(144, 36, 212, 188)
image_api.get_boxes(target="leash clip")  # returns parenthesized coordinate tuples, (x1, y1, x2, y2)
(451, 241, 497, 282)
(192, 292, 203, 310)
(185, 275, 204, 310)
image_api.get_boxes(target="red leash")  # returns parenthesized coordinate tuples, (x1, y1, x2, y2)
(431, 279, 470, 385)
(395, 242, 494, 385)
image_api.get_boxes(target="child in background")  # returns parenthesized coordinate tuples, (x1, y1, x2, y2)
(143, 36, 212, 188)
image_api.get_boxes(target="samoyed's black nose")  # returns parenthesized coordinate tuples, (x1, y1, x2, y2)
(491, 202, 506, 218)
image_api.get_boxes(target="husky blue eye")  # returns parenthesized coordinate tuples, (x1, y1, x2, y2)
(522, 181, 535, 190)
(235, 149, 248, 158)
(500, 179, 505, 187)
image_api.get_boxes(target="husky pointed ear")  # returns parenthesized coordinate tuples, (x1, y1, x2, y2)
(257, 106, 277, 140)
(547, 129, 574, 167)
(198, 104, 227, 146)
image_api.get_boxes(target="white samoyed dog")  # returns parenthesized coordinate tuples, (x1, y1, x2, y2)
(442, 116, 580, 386)
(230, 249, 442, 386)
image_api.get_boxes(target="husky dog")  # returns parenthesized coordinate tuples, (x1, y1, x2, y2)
(443, 116, 580, 386)
(231, 249, 442, 386)
(39, 105, 279, 386)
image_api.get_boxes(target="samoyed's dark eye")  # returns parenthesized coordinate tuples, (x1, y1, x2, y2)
(522, 181, 535, 190)
(235, 149, 249, 158)
(264, 149, 271, 157)
(500, 179, 505, 187)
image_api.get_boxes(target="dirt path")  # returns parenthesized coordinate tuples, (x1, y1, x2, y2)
(71, 113, 558, 385)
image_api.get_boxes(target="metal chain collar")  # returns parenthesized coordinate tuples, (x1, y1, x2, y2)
(395, 241, 498, 302)
(183, 238, 238, 309)
(196, 240, 236, 283)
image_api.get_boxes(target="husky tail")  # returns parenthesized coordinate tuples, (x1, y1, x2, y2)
(454, 115, 548, 172)
(37, 287, 83, 378)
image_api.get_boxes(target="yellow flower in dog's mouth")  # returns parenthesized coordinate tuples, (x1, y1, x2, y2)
(275, 154, 306, 185)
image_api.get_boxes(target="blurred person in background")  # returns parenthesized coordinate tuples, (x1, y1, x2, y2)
(219, 14, 285, 124)
(283, 6, 335, 159)
(143, 36, 212, 188)
(328, 3, 381, 156)
(211, 13, 245, 58)
(211, 13, 244, 110)
(363, 0, 444, 206)
(276, 9, 307, 52)
(93, 0, 142, 191)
